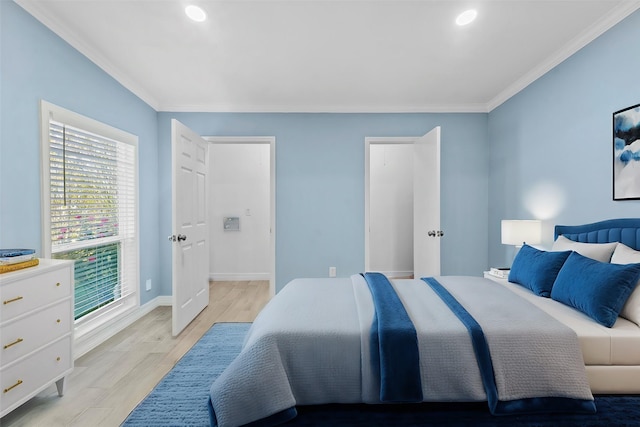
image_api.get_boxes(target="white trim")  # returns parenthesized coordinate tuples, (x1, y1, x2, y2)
(487, 1, 640, 111)
(205, 136, 277, 297)
(40, 101, 137, 147)
(364, 137, 417, 272)
(51, 235, 123, 254)
(159, 103, 489, 113)
(204, 136, 275, 144)
(154, 296, 173, 306)
(209, 273, 271, 282)
(41, 100, 142, 357)
(373, 271, 414, 279)
(73, 295, 170, 359)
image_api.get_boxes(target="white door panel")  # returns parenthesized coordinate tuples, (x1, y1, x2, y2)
(171, 119, 210, 336)
(413, 127, 441, 278)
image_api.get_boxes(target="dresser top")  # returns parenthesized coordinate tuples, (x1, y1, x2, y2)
(0, 259, 73, 283)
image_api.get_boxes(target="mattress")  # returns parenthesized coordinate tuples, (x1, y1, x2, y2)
(499, 280, 640, 366)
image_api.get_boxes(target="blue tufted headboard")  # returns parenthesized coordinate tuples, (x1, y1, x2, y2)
(554, 218, 640, 251)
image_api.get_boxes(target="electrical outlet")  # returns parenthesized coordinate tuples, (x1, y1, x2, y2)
(329, 267, 336, 277)
(145, 279, 152, 291)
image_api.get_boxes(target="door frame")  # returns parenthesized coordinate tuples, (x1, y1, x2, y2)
(364, 137, 417, 273)
(205, 136, 276, 297)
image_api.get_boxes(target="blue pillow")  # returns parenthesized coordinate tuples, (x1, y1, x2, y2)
(551, 251, 640, 328)
(508, 244, 571, 297)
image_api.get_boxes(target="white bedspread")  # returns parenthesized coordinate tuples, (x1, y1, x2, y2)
(208, 275, 594, 427)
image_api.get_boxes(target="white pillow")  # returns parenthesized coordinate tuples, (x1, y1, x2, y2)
(552, 235, 617, 262)
(611, 243, 640, 326)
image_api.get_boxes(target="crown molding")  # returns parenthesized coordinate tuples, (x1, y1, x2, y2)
(157, 102, 490, 114)
(487, 1, 640, 112)
(15, 0, 160, 111)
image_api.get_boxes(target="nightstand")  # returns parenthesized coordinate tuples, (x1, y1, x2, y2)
(483, 271, 509, 284)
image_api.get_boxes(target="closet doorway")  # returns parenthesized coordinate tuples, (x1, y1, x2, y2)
(364, 127, 441, 278)
(205, 137, 276, 296)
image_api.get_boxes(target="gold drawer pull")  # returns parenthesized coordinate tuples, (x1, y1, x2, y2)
(56, 282, 61, 287)
(4, 380, 23, 393)
(3, 296, 23, 305)
(4, 338, 24, 349)
(57, 319, 61, 323)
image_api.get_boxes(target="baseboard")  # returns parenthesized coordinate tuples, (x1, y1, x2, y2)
(373, 270, 413, 278)
(155, 295, 173, 306)
(73, 295, 170, 359)
(210, 273, 270, 281)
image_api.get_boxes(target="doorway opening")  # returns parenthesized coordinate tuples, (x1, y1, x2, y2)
(364, 128, 441, 279)
(205, 136, 276, 296)
(365, 138, 414, 278)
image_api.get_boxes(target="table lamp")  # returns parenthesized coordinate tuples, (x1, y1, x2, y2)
(501, 219, 542, 248)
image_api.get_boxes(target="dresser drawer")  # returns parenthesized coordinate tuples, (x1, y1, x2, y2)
(1, 299, 72, 366)
(0, 336, 73, 415)
(1, 268, 72, 323)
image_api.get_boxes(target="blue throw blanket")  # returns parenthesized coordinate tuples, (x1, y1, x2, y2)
(362, 272, 422, 402)
(422, 277, 596, 415)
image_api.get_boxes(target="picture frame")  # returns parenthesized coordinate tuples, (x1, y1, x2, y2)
(613, 103, 640, 200)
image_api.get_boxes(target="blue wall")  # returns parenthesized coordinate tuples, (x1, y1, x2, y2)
(157, 113, 489, 293)
(1, 2, 161, 305)
(487, 9, 640, 267)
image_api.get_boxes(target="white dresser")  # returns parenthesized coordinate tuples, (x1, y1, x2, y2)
(0, 259, 74, 417)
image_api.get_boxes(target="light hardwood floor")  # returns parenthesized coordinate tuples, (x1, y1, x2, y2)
(1, 281, 271, 427)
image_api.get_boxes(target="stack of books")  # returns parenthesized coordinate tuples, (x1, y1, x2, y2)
(0, 249, 39, 274)
(488, 267, 510, 279)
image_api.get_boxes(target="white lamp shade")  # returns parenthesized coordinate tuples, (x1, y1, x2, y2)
(501, 220, 542, 246)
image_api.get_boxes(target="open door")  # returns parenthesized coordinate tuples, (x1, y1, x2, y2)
(413, 126, 441, 278)
(171, 119, 210, 336)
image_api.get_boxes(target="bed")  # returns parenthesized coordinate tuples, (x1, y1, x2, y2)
(545, 218, 640, 393)
(207, 218, 640, 427)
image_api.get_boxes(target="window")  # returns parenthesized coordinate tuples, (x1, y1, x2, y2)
(41, 101, 139, 329)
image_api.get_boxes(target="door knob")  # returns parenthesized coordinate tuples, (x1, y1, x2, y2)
(428, 230, 436, 237)
(177, 234, 187, 242)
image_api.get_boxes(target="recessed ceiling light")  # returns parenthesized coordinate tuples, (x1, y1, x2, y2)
(456, 9, 477, 26)
(185, 5, 207, 22)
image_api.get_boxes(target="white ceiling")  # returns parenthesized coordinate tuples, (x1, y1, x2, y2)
(16, 0, 640, 113)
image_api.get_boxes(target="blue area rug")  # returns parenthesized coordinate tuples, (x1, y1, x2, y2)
(123, 322, 640, 427)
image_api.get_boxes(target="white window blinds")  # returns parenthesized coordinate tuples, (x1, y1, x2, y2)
(43, 107, 138, 321)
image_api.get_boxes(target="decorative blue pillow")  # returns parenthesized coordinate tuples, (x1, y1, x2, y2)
(508, 244, 571, 297)
(551, 251, 640, 328)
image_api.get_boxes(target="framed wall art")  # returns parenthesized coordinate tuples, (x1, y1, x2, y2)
(613, 103, 640, 200)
